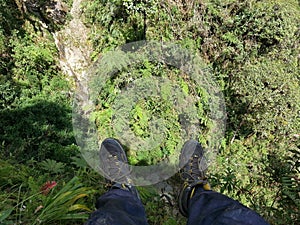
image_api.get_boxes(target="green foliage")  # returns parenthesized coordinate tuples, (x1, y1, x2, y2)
(91, 60, 210, 165)
(0, 159, 28, 187)
(83, 0, 159, 57)
(81, 1, 300, 223)
(0, 78, 19, 110)
(0, 176, 95, 224)
(9, 26, 59, 97)
(0, 0, 299, 224)
(0, 2, 91, 222)
(0, 208, 14, 223)
(0, 100, 76, 162)
(130, 101, 151, 138)
(273, 147, 300, 224)
(39, 159, 66, 174)
(0, 0, 23, 34)
(138, 184, 186, 225)
(229, 57, 300, 140)
(34, 177, 93, 224)
(0, 19, 76, 162)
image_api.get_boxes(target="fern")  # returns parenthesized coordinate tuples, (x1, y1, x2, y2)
(280, 148, 300, 221)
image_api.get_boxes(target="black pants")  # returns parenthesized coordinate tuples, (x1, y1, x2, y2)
(86, 187, 269, 225)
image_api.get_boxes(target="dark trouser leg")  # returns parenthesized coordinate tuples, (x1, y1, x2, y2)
(86, 189, 148, 225)
(187, 188, 269, 225)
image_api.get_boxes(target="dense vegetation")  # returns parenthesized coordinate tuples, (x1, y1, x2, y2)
(0, 0, 299, 224)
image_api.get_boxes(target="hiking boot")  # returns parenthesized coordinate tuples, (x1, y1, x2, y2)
(99, 138, 140, 199)
(178, 140, 211, 217)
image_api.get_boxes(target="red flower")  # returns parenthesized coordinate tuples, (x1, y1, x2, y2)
(40, 181, 57, 195)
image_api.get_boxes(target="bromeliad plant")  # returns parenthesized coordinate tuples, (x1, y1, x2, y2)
(34, 176, 94, 224)
(0, 176, 94, 224)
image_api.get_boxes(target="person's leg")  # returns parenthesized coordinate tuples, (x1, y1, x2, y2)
(86, 188, 148, 225)
(187, 187, 269, 225)
(178, 140, 269, 225)
(86, 138, 148, 225)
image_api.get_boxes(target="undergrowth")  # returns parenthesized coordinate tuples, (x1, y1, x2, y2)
(0, 0, 299, 224)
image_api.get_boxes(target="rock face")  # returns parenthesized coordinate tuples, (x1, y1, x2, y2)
(52, 0, 93, 86)
(43, 0, 68, 25)
(21, 0, 68, 26)
(52, 0, 93, 114)
(14, 0, 90, 86)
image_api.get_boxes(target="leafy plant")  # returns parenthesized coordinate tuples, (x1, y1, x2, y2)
(34, 177, 94, 224)
(0, 0, 299, 224)
(39, 159, 66, 174)
(91, 59, 211, 166)
(0, 176, 94, 224)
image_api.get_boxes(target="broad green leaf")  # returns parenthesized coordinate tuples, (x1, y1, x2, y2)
(0, 208, 13, 222)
